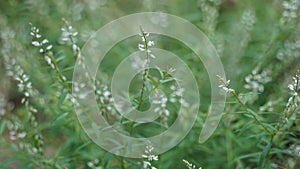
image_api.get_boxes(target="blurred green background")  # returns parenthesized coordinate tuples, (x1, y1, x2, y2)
(0, 0, 300, 168)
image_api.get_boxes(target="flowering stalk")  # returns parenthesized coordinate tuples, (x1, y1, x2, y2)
(273, 70, 300, 136)
(217, 75, 273, 135)
(137, 25, 155, 110)
(30, 23, 79, 109)
(3, 55, 44, 155)
(258, 70, 300, 168)
(30, 23, 68, 88)
(142, 141, 158, 169)
(183, 159, 201, 169)
(60, 19, 115, 122)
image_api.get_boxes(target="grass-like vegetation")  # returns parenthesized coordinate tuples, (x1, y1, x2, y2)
(0, 0, 299, 168)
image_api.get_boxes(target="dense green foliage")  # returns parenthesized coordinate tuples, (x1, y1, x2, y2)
(0, 0, 299, 168)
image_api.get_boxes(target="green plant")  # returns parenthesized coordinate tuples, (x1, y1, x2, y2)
(0, 0, 299, 169)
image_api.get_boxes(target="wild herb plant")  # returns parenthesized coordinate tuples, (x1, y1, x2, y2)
(0, 0, 299, 169)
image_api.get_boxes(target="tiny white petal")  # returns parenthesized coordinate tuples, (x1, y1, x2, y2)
(46, 45, 52, 50)
(42, 39, 49, 44)
(36, 34, 41, 38)
(72, 32, 78, 36)
(31, 41, 40, 46)
(138, 44, 145, 51)
(147, 41, 154, 46)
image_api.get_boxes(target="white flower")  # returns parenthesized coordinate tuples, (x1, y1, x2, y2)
(138, 44, 145, 51)
(240, 9, 256, 31)
(244, 67, 271, 93)
(18, 132, 26, 138)
(147, 40, 154, 47)
(183, 159, 201, 169)
(87, 162, 94, 167)
(45, 56, 52, 65)
(41, 39, 49, 44)
(142, 141, 158, 169)
(218, 79, 234, 93)
(31, 41, 40, 47)
(46, 44, 52, 50)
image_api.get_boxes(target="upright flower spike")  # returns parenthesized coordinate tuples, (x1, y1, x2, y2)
(137, 25, 155, 110)
(30, 25, 53, 53)
(280, 0, 300, 25)
(286, 70, 300, 110)
(142, 141, 158, 169)
(29, 24, 55, 69)
(240, 9, 256, 31)
(3, 54, 44, 154)
(244, 67, 272, 93)
(217, 75, 234, 93)
(275, 70, 300, 131)
(60, 18, 78, 45)
(183, 159, 201, 169)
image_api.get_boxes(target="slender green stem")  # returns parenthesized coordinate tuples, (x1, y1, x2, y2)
(137, 25, 151, 110)
(231, 91, 273, 135)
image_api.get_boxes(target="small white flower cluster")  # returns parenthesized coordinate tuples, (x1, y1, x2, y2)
(276, 39, 300, 60)
(0, 96, 6, 116)
(152, 92, 170, 128)
(290, 144, 300, 157)
(142, 141, 158, 169)
(259, 99, 281, 112)
(280, 0, 299, 25)
(4, 56, 33, 106)
(277, 71, 300, 128)
(6, 119, 44, 154)
(87, 159, 102, 169)
(131, 56, 147, 71)
(95, 81, 115, 115)
(4, 55, 44, 154)
(72, 82, 87, 100)
(0, 95, 13, 118)
(151, 84, 189, 128)
(240, 9, 256, 31)
(60, 19, 78, 51)
(238, 9, 256, 48)
(197, 0, 221, 31)
(182, 159, 201, 169)
(287, 72, 300, 106)
(244, 67, 272, 93)
(217, 75, 234, 93)
(7, 121, 27, 141)
(170, 85, 189, 107)
(30, 25, 55, 69)
(138, 29, 155, 59)
(60, 19, 87, 79)
(30, 26, 53, 53)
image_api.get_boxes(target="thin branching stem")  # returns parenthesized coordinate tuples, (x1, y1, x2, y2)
(137, 25, 151, 110)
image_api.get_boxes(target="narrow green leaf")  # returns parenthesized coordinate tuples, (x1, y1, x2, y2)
(147, 75, 159, 87)
(0, 120, 6, 135)
(159, 77, 175, 84)
(62, 66, 74, 72)
(156, 67, 164, 79)
(247, 108, 258, 117)
(241, 92, 254, 104)
(52, 106, 74, 122)
(258, 143, 272, 169)
(58, 91, 68, 108)
(74, 141, 92, 152)
(56, 55, 66, 63)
